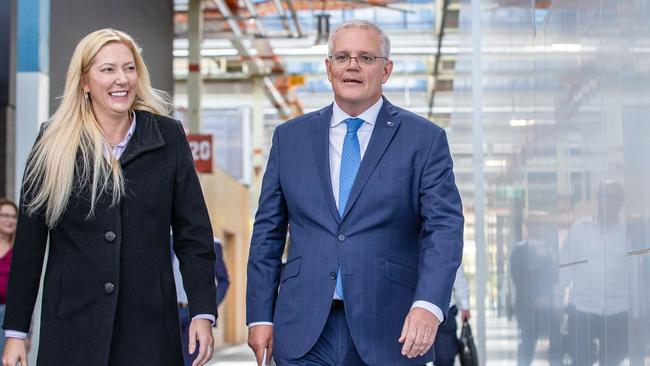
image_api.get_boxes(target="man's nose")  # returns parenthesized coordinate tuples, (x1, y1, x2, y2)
(346, 57, 361, 69)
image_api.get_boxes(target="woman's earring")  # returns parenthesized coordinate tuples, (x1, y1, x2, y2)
(84, 92, 89, 101)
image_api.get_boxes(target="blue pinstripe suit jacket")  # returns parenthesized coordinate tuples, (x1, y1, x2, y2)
(247, 97, 464, 365)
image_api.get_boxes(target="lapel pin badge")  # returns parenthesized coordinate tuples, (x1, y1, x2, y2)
(386, 121, 395, 127)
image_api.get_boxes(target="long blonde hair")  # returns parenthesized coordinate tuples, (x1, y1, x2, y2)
(23, 28, 171, 228)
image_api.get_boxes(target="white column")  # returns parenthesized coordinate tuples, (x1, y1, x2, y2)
(187, 0, 203, 133)
(15, 72, 48, 194)
(470, 0, 486, 364)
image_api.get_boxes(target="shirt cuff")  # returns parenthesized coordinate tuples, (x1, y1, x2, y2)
(5, 330, 28, 339)
(248, 321, 273, 328)
(412, 301, 445, 323)
(192, 314, 216, 326)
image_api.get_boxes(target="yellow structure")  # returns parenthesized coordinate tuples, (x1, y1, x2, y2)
(199, 168, 251, 344)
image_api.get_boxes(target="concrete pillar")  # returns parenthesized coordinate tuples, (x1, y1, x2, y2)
(0, 0, 16, 199)
(15, 3, 50, 361)
(15, 0, 50, 199)
(471, 0, 486, 363)
(187, 0, 203, 133)
(250, 77, 265, 215)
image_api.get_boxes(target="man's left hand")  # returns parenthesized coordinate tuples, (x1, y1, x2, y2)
(189, 318, 215, 366)
(398, 307, 440, 358)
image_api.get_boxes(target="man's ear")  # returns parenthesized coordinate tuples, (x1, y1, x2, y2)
(325, 58, 333, 82)
(382, 59, 393, 84)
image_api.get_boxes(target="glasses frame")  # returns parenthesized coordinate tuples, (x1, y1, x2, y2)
(328, 54, 389, 66)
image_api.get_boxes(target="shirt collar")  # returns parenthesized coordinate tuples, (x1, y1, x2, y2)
(113, 111, 137, 148)
(331, 97, 383, 128)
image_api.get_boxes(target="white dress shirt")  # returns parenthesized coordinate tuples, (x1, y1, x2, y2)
(449, 263, 470, 310)
(562, 215, 627, 315)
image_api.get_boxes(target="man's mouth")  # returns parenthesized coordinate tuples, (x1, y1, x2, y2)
(343, 78, 362, 83)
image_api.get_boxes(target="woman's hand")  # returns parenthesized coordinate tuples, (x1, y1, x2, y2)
(189, 318, 214, 366)
(2, 338, 28, 366)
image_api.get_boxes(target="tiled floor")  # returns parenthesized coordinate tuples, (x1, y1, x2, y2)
(208, 343, 258, 366)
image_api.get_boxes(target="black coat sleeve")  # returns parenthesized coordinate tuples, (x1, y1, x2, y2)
(170, 122, 218, 319)
(3, 127, 49, 333)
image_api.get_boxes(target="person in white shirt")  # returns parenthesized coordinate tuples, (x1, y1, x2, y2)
(433, 263, 470, 366)
(560, 181, 628, 366)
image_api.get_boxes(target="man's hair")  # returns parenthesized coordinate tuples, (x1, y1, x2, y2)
(328, 20, 391, 58)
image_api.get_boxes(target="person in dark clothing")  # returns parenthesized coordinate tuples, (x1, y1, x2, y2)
(173, 237, 230, 366)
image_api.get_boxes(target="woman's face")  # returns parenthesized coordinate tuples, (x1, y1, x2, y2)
(0, 204, 18, 237)
(82, 42, 138, 122)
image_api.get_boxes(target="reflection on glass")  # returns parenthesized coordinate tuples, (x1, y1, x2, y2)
(451, 0, 650, 364)
(560, 182, 629, 365)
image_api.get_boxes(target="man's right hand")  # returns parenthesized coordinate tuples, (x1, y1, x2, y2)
(2, 338, 28, 366)
(248, 324, 273, 366)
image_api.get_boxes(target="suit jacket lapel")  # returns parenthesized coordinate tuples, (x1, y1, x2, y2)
(120, 111, 166, 167)
(310, 104, 341, 223)
(341, 98, 401, 219)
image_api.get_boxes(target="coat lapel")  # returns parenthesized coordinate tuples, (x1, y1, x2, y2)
(310, 104, 341, 224)
(120, 111, 166, 167)
(341, 98, 401, 219)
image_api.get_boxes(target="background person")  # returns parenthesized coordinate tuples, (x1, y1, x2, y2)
(0, 199, 18, 353)
(433, 263, 471, 366)
(173, 236, 230, 366)
(510, 213, 556, 366)
(1, 28, 217, 366)
(560, 181, 628, 365)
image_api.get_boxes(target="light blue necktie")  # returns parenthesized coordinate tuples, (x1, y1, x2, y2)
(335, 117, 364, 300)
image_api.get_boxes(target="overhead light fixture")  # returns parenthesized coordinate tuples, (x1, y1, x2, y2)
(510, 119, 536, 127)
(485, 160, 508, 167)
(315, 13, 330, 46)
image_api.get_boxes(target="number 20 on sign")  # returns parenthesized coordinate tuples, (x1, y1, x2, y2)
(187, 134, 213, 173)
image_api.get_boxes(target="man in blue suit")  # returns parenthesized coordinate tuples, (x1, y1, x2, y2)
(247, 19, 464, 366)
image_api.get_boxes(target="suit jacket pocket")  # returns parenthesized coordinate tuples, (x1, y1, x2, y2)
(280, 257, 301, 284)
(384, 259, 417, 289)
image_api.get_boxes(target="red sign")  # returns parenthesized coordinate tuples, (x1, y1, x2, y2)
(187, 134, 213, 173)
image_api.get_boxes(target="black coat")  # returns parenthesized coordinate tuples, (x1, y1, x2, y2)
(3, 111, 217, 366)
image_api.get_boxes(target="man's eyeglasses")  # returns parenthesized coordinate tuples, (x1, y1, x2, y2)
(0, 213, 17, 220)
(329, 53, 388, 66)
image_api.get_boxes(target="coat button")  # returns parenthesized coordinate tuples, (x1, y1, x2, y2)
(104, 283, 115, 294)
(338, 234, 346, 242)
(104, 231, 116, 243)
(329, 272, 337, 280)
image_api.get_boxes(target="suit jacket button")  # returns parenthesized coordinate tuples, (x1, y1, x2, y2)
(104, 231, 116, 243)
(104, 283, 115, 294)
(338, 234, 346, 242)
(329, 272, 337, 280)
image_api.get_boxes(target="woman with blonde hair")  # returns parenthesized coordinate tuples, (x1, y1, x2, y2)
(1, 29, 217, 366)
